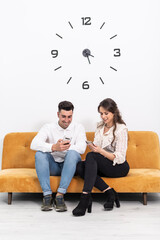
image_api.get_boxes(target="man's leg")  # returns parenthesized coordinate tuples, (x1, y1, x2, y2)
(54, 150, 81, 212)
(35, 151, 61, 211)
(58, 150, 81, 194)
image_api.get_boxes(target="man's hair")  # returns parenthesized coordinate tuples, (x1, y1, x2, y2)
(58, 101, 74, 112)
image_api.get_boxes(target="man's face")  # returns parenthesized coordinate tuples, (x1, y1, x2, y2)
(57, 109, 73, 129)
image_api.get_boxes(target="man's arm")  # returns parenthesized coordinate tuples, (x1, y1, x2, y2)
(30, 124, 53, 152)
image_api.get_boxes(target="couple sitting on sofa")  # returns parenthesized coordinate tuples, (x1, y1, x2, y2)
(30, 99, 130, 216)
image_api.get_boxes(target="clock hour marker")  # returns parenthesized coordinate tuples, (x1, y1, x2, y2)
(110, 66, 117, 71)
(67, 77, 72, 84)
(99, 77, 104, 84)
(68, 21, 73, 29)
(110, 34, 117, 40)
(54, 66, 62, 71)
(56, 33, 63, 39)
(100, 22, 105, 29)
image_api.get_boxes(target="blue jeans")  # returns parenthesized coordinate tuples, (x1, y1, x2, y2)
(35, 150, 81, 196)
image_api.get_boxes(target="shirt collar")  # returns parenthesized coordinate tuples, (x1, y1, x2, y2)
(56, 121, 73, 131)
(101, 125, 113, 135)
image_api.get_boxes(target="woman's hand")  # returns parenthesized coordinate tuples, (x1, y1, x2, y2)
(88, 143, 103, 154)
(88, 143, 115, 161)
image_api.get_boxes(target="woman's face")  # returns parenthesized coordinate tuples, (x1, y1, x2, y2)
(99, 106, 114, 126)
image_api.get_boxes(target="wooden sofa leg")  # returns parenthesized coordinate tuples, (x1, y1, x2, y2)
(8, 192, 12, 205)
(142, 192, 147, 205)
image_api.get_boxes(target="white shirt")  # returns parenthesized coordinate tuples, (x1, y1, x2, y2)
(30, 121, 87, 162)
(93, 122, 128, 165)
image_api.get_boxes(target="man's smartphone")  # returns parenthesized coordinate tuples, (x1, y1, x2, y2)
(63, 137, 71, 145)
(86, 140, 94, 145)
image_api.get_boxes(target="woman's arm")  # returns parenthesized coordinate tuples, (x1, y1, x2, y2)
(88, 144, 115, 161)
(88, 128, 128, 163)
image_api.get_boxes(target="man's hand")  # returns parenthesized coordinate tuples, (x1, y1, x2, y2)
(51, 139, 70, 152)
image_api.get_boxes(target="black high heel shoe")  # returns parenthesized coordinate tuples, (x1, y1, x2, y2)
(104, 188, 120, 210)
(72, 193, 92, 216)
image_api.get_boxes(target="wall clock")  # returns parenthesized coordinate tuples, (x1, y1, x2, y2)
(51, 17, 121, 90)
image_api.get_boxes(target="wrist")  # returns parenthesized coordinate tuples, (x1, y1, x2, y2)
(51, 144, 56, 152)
(99, 148, 104, 155)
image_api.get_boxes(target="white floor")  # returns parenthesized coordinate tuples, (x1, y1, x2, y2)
(0, 192, 160, 240)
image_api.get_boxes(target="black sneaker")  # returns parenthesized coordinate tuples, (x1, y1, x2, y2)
(41, 194, 53, 211)
(54, 195, 67, 212)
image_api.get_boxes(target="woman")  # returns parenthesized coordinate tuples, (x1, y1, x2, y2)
(72, 98, 130, 216)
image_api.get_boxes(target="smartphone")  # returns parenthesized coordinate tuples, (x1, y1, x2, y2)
(64, 137, 71, 140)
(63, 137, 71, 145)
(86, 140, 94, 145)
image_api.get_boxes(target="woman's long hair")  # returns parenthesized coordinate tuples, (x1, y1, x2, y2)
(98, 98, 126, 146)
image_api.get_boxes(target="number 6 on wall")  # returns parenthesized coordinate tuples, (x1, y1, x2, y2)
(82, 81, 90, 89)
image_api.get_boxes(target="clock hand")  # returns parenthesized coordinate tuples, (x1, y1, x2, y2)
(87, 55, 91, 64)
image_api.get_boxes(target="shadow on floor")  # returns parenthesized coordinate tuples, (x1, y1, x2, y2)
(1, 192, 160, 205)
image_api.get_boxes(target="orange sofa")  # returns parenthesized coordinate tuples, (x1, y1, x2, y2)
(0, 131, 160, 205)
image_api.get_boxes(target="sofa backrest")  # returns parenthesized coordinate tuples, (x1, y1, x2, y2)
(2, 132, 37, 169)
(1, 131, 160, 170)
(126, 131, 160, 169)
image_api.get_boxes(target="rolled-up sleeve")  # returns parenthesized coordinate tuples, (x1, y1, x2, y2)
(113, 129, 128, 165)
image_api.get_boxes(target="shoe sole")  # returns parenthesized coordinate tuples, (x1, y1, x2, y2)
(54, 204, 67, 212)
(41, 206, 53, 211)
(73, 213, 85, 216)
(104, 207, 113, 211)
(55, 208, 67, 212)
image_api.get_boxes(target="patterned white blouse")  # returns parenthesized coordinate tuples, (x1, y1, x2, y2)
(93, 122, 128, 166)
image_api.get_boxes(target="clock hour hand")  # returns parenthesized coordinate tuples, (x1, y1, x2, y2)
(82, 49, 94, 64)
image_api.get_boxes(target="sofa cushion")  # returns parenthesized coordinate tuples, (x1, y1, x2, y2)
(0, 168, 160, 193)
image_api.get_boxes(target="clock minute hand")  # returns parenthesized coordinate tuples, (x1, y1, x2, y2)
(87, 55, 91, 64)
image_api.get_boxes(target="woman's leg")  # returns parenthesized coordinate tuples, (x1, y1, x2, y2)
(81, 152, 110, 193)
(94, 153, 130, 178)
(76, 158, 109, 192)
(72, 153, 111, 216)
(76, 152, 129, 192)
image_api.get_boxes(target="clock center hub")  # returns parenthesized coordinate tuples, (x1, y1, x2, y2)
(82, 49, 91, 57)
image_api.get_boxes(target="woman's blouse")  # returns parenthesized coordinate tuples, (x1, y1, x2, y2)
(93, 122, 128, 165)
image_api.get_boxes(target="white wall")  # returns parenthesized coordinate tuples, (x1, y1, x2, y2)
(0, 0, 160, 165)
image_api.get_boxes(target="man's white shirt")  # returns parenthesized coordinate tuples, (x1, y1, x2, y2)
(30, 121, 87, 162)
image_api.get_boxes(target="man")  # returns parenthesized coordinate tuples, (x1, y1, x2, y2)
(30, 101, 86, 212)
